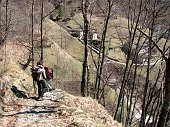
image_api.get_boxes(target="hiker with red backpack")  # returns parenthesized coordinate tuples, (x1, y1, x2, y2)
(31, 61, 53, 101)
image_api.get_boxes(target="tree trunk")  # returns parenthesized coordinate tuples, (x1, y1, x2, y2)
(86, 64, 90, 96)
(81, 0, 88, 97)
(0, 0, 2, 45)
(81, 21, 88, 97)
(31, 0, 34, 68)
(23, 51, 32, 70)
(40, 0, 44, 63)
(4, 0, 9, 70)
(96, 0, 113, 100)
(157, 57, 170, 127)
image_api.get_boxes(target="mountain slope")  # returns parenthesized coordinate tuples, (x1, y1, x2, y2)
(43, 37, 82, 81)
(0, 63, 122, 127)
(45, 19, 84, 62)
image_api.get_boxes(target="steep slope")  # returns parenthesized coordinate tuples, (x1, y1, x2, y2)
(45, 19, 84, 62)
(0, 63, 122, 127)
(43, 37, 82, 82)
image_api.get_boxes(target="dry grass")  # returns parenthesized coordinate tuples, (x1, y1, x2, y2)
(44, 18, 84, 82)
(65, 93, 122, 127)
(43, 42, 82, 82)
(45, 19, 84, 62)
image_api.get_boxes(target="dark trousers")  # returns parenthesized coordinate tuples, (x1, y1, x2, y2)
(36, 80, 46, 98)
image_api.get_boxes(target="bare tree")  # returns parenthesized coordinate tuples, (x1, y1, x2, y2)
(0, 0, 2, 45)
(81, 0, 89, 97)
(91, 0, 117, 100)
(113, 0, 170, 127)
(137, 27, 170, 127)
(40, 0, 44, 63)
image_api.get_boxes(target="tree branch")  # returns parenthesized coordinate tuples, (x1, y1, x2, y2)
(136, 27, 167, 60)
(43, 8, 56, 19)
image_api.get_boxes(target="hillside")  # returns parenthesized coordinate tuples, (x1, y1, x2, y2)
(0, 62, 122, 127)
(45, 19, 84, 62)
(0, 5, 146, 127)
(1, 0, 169, 127)
(66, 13, 127, 62)
(43, 35, 83, 82)
(0, 16, 122, 127)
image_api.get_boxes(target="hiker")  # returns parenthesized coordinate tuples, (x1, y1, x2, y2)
(33, 61, 47, 100)
(36, 62, 53, 91)
(31, 61, 46, 100)
(31, 61, 53, 100)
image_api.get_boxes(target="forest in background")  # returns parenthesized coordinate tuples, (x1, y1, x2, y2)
(0, 0, 170, 127)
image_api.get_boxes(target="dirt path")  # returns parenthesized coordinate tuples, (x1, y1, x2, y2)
(1, 89, 65, 127)
(0, 88, 122, 127)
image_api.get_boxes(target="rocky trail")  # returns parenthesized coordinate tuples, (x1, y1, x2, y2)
(1, 89, 65, 127)
(0, 89, 122, 127)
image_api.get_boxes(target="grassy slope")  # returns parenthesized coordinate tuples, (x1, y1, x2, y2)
(45, 19, 84, 62)
(44, 18, 85, 83)
(43, 41, 82, 81)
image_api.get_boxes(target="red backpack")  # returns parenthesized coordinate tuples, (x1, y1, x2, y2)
(44, 66, 53, 80)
